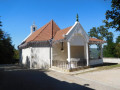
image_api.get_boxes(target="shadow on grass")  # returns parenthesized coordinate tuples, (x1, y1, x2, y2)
(0, 67, 93, 90)
(91, 62, 118, 68)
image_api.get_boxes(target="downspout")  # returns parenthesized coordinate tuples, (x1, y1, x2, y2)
(50, 20, 53, 68)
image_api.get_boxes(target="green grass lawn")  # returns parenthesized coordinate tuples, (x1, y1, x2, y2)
(88, 63, 120, 73)
(96, 63, 120, 70)
(75, 63, 120, 75)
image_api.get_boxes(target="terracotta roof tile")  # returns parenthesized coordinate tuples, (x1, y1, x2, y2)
(53, 26, 72, 41)
(89, 38, 106, 42)
(24, 20, 106, 44)
(25, 20, 60, 43)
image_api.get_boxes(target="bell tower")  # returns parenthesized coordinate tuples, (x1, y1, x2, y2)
(31, 22, 37, 33)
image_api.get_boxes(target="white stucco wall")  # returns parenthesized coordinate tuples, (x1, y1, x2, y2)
(66, 21, 89, 66)
(31, 47, 50, 69)
(71, 46, 84, 59)
(70, 35, 85, 46)
(103, 58, 120, 64)
(69, 33, 87, 59)
(20, 47, 50, 69)
(66, 21, 89, 43)
(53, 42, 68, 61)
(21, 47, 31, 68)
(89, 59, 103, 65)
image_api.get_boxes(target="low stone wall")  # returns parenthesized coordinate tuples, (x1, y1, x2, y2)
(103, 58, 120, 64)
(51, 66, 90, 72)
(89, 59, 103, 65)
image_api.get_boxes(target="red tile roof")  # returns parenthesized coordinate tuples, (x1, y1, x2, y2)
(53, 26, 72, 41)
(89, 38, 106, 42)
(25, 20, 60, 43)
(24, 20, 105, 44)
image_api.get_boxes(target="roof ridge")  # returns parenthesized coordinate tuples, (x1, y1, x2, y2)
(25, 20, 61, 43)
(51, 20, 60, 38)
(32, 21, 51, 41)
(51, 20, 53, 39)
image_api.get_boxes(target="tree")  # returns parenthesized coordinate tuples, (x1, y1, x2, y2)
(114, 36, 120, 57)
(103, 42, 116, 57)
(13, 49, 19, 59)
(103, 0, 120, 31)
(88, 26, 116, 57)
(0, 17, 14, 64)
(116, 36, 120, 44)
(115, 44, 120, 58)
(88, 26, 113, 42)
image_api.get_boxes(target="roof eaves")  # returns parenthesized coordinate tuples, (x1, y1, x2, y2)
(65, 22, 77, 35)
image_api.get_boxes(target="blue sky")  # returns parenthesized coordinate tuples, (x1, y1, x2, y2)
(0, 0, 119, 49)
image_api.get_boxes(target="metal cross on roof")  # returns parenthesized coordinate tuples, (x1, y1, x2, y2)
(76, 14, 79, 22)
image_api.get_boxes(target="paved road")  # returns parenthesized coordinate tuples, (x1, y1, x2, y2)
(74, 67, 120, 89)
(46, 70, 120, 90)
(0, 65, 120, 90)
(0, 65, 92, 90)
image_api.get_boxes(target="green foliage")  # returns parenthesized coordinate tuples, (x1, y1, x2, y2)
(0, 18, 15, 64)
(88, 26, 116, 57)
(89, 0, 120, 58)
(103, 43, 116, 57)
(115, 44, 120, 58)
(103, 35, 120, 58)
(90, 48, 100, 59)
(114, 36, 120, 58)
(13, 49, 19, 59)
(116, 36, 120, 44)
(103, 0, 120, 31)
(88, 26, 113, 41)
